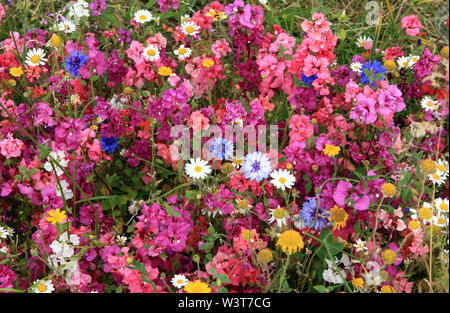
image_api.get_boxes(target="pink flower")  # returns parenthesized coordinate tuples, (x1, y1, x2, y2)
(212, 39, 231, 58)
(188, 111, 210, 132)
(401, 15, 424, 37)
(288, 114, 313, 145)
(0, 133, 24, 159)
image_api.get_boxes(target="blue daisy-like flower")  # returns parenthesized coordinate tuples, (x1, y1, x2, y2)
(241, 151, 272, 182)
(360, 60, 386, 88)
(301, 72, 318, 86)
(64, 50, 89, 78)
(300, 198, 330, 231)
(101, 137, 119, 154)
(209, 137, 234, 161)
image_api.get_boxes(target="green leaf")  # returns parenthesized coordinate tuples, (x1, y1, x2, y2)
(354, 221, 361, 236)
(313, 285, 329, 293)
(218, 273, 230, 284)
(211, 267, 218, 277)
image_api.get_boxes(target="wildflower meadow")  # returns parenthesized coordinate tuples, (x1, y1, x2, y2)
(0, 0, 449, 298)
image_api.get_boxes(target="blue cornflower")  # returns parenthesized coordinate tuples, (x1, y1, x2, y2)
(360, 60, 386, 88)
(209, 137, 234, 161)
(241, 151, 272, 182)
(301, 72, 317, 86)
(101, 137, 119, 154)
(300, 198, 330, 231)
(64, 50, 89, 78)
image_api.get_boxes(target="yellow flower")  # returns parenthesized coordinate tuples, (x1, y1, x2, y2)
(380, 285, 396, 293)
(323, 144, 340, 157)
(421, 159, 436, 175)
(441, 46, 449, 59)
(46, 209, 67, 224)
(382, 249, 397, 265)
(241, 228, 253, 241)
(257, 248, 273, 263)
(202, 58, 215, 68)
(276, 230, 304, 255)
(9, 67, 23, 78)
(409, 220, 420, 231)
(383, 60, 396, 72)
(418, 206, 432, 220)
(158, 66, 173, 76)
(49, 34, 62, 48)
(329, 205, 348, 230)
(184, 280, 211, 293)
(381, 183, 396, 197)
(123, 86, 133, 95)
(352, 277, 364, 289)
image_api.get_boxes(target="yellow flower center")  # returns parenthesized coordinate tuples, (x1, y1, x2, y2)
(278, 177, 287, 184)
(194, 165, 202, 173)
(421, 159, 436, 174)
(31, 55, 41, 64)
(185, 25, 195, 34)
(432, 174, 440, 180)
(177, 279, 184, 284)
(147, 49, 156, 56)
(437, 164, 445, 171)
(257, 248, 273, 263)
(37, 284, 47, 292)
(184, 280, 211, 293)
(437, 217, 446, 225)
(139, 15, 147, 20)
(50, 35, 61, 48)
(409, 220, 420, 230)
(381, 183, 397, 197)
(382, 249, 397, 265)
(440, 203, 449, 212)
(178, 47, 187, 55)
(418, 206, 432, 220)
(427, 101, 434, 107)
(202, 59, 215, 68)
(273, 207, 286, 219)
(237, 199, 248, 209)
(402, 61, 408, 66)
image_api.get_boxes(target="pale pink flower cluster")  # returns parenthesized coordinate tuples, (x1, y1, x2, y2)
(401, 15, 424, 37)
(0, 133, 24, 159)
(289, 12, 337, 95)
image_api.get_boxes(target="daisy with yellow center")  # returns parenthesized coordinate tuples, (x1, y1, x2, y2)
(134, 10, 153, 23)
(276, 229, 304, 255)
(429, 171, 445, 186)
(356, 35, 372, 48)
(181, 21, 200, 36)
(33, 280, 55, 293)
(25, 48, 47, 67)
(232, 157, 243, 168)
(397, 56, 412, 69)
(410, 55, 420, 64)
(180, 14, 190, 23)
(158, 66, 173, 77)
(142, 45, 160, 62)
(47, 34, 62, 49)
(235, 198, 252, 214)
(185, 158, 211, 180)
(46, 209, 67, 225)
(436, 159, 449, 176)
(184, 280, 211, 293)
(322, 144, 340, 157)
(268, 206, 288, 227)
(329, 205, 348, 230)
(270, 169, 296, 191)
(171, 274, 189, 289)
(9, 66, 23, 77)
(202, 58, 215, 68)
(433, 214, 448, 228)
(174, 45, 192, 61)
(434, 198, 449, 214)
(350, 62, 363, 73)
(420, 96, 439, 112)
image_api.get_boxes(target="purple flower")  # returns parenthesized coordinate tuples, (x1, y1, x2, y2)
(378, 84, 405, 116)
(89, 0, 107, 16)
(157, 0, 179, 12)
(117, 28, 131, 43)
(350, 93, 377, 124)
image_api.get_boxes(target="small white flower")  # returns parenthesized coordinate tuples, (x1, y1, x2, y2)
(116, 235, 127, 245)
(0, 226, 7, 239)
(353, 239, 367, 252)
(293, 214, 305, 229)
(268, 206, 288, 227)
(67, 0, 90, 22)
(420, 96, 439, 112)
(356, 35, 372, 48)
(180, 14, 190, 23)
(270, 169, 296, 191)
(350, 62, 363, 73)
(0, 246, 8, 253)
(174, 45, 192, 61)
(33, 280, 55, 293)
(44, 150, 69, 176)
(435, 159, 449, 178)
(429, 171, 445, 186)
(181, 21, 200, 36)
(57, 20, 77, 34)
(397, 56, 412, 69)
(142, 45, 160, 62)
(171, 274, 189, 288)
(433, 213, 448, 228)
(185, 158, 211, 180)
(56, 180, 74, 200)
(134, 10, 153, 23)
(25, 48, 48, 67)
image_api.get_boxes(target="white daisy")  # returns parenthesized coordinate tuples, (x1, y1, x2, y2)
(115, 235, 127, 245)
(154, 16, 161, 25)
(356, 35, 372, 48)
(397, 56, 412, 69)
(429, 171, 446, 186)
(67, 0, 90, 21)
(231, 157, 243, 169)
(181, 21, 200, 36)
(235, 198, 252, 214)
(171, 274, 189, 289)
(270, 169, 296, 191)
(180, 14, 190, 23)
(185, 158, 211, 180)
(0, 226, 7, 239)
(258, 0, 268, 4)
(434, 198, 449, 214)
(268, 206, 288, 227)
(134, 10, 153, 23)
(4, 227, 14, 237)
(433, 213, 448, 228)
(32, 280, 55, 293)
(174, 45, 192, 61)
(25, 48, 48, 67)
(57, 20, 77, 34)
(0, 246, 8, 253)
(142, 45, 160, 62)
(420, 96, 439, 112)
(353, 239, 367, 252)
(56, 180, 74, 200)
(436, 159, 449, 178)
(350, 62, 363, 73)
(410, 55, 420, 64)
